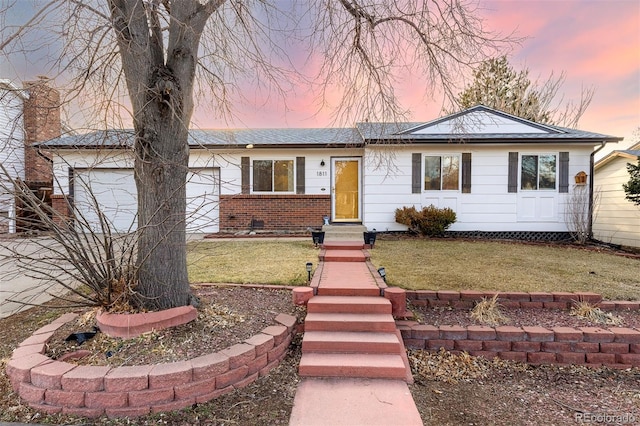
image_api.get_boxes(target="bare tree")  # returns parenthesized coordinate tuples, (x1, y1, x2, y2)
(1, 0, 513, 310)
(566, 184, 599, 244)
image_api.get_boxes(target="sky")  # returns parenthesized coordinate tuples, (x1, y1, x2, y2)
(1, 0, 639, 150)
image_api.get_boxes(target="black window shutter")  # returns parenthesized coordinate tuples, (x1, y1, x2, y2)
(508, 152, 518, 193)
(412, 153, 421, 193)
(462, 153, 472, 193)
(241, 157, 250, 194)
(559, 152, 569, 193)
(296, 157, 305, 194)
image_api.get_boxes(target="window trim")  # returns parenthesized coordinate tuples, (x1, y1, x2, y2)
(423, 153, 462, 192)
(251, 158, 296, 194)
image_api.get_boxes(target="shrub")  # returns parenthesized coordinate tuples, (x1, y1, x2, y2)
(394, 205, 457, 237)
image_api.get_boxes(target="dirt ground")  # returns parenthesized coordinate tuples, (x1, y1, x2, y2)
(1, 286, 639, 425)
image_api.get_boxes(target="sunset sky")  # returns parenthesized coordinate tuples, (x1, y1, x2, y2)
(2, 0, 639, 149)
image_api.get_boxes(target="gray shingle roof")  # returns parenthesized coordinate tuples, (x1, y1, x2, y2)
(37, 128, 361, 149)
(38, 105, 622, 149)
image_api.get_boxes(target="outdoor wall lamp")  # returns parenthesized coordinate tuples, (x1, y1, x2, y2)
(306, 262, 313, 282)
(320, 159, 325, 166)
(377, 267, 386, 283)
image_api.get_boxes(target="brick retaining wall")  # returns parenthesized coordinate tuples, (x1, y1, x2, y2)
(401, 290, 640, 368)
(397, 321, 640, 368)
(6, 312, 299, 418)
(406, 290, 640, 311)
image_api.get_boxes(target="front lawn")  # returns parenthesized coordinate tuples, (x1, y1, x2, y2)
(187, 239, 640, 300)
(187, 240, 319, 286)
(369, 239, 640, 300)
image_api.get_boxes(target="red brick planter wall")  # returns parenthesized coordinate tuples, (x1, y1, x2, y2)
(405, 290, 640, 311)
(400, 290, 640, 369)
(219, 194, 330, 232)
(6, 312, 299, 418)
(397, 321, 640, 368)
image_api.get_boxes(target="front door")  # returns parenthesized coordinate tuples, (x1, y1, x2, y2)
(331, 157, 361, 222)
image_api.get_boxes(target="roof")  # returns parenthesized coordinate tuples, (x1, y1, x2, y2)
(596, 148, 640, 170)
(358, 105, 623, 144)
(39, 105, 623, 149)
(37, 128, 361, 149)
(0, 79, 29, 100)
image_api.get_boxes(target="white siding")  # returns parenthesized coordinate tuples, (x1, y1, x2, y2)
(52, 149, 221, 233)
(0, 89, 25, 233)
(363, 144, 595, 233)
(593, 156, 640, 248)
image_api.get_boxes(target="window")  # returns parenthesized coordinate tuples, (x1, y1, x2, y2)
(521, 154, 556, 190)
(253, 160, 294, 192)
(424, 155, 459, 190)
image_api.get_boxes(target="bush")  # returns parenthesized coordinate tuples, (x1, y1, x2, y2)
(394, 205, 457, 237)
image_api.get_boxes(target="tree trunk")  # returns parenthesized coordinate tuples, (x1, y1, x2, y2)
(108, 0, 213, 310)
(133, 112, 191, 310)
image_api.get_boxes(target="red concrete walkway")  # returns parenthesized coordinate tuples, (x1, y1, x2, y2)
(289, 242, 422, 425)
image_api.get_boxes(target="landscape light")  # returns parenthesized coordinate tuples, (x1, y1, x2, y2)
(306, 262, 313, 282)
(377, 267, 386, 283)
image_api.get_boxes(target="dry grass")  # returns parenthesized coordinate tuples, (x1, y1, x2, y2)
(470, 295, 510, 326)
(570, 301, 623, 326)
(369, 239, 640, 300)
(187, 240, 319, 286)
(184, 238, 640, 300)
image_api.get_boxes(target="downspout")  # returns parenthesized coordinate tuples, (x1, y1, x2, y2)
(588, 141, 609, 240)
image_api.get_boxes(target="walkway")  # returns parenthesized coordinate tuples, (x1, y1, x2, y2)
(289, 241, 422, 426)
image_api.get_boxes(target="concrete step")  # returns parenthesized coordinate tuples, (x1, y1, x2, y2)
(316, 286, 381, 297)
(320, 249, 368, 262)
(322, 225, 367, 234)
(302, 331, 402, 354)
(304, 312, 397, 333)
(299, 353, 407, 379)
(307, 296, 392, 314)
(324, 233, 367, 242)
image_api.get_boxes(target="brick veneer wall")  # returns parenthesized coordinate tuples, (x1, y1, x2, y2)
(400, 290, 640, 368)
(50, 195, 71, 227)
(6, 312, 299, 418)
(219, 194, 330, 232)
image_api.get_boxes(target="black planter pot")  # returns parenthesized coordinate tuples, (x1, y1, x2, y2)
(363, 231, 377, 247)
(311, 231, 325, 247)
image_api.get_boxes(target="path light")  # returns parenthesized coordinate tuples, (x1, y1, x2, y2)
(306, 262, 313, 282)
(377, 267, 386, 283)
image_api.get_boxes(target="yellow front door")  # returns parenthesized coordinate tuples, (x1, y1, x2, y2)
(332, 158, 361, 222)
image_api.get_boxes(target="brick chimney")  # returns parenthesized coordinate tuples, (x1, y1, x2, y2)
(22, 76, 60, 185)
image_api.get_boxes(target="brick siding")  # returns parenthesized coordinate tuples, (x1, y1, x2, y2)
(220, 194, 330, 232)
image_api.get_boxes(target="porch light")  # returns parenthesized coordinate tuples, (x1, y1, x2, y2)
(377, 267, 386, 283)
(306, 262, 313, 282)
(246, 144, 254, 149)
(320, 159, 325, 166)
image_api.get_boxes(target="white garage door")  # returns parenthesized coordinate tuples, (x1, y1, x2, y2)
(73, 168, 219, 233)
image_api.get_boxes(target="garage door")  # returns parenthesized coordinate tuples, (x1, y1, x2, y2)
(73, 168, 219, 233)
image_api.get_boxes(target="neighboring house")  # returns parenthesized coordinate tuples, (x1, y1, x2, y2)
(0, 80, 28, 233)
(593, 142, 640, 249)
(40, 105, 622, 239)
(0, 77, 62, 233)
